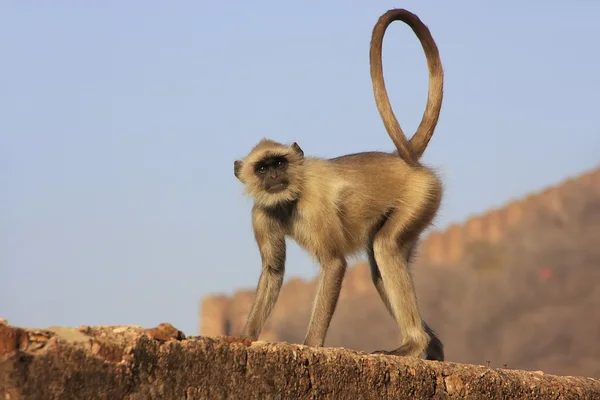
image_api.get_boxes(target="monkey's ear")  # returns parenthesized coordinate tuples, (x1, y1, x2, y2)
(290, 142, 304, 158)
(234, 160, 244, 181)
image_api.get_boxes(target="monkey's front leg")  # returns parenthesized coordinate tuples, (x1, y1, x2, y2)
(303, 256, 347, 347)
(239, 265, 285, 340)
(239, 228, 286, 341)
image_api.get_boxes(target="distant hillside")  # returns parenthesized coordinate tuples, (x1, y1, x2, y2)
(201, 167, 600, 378)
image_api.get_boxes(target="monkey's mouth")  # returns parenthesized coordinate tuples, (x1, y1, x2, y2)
(266, 183, 288, 193)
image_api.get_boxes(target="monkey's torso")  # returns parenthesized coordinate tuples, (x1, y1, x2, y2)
(265, 152, 440, 260)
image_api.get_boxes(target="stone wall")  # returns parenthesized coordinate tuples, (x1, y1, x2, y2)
(4, 321, 600, 399)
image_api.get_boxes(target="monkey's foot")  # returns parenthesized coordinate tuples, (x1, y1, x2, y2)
(371, 343, 424, 358)
(238, 331, 258, 342)
(424, 341, 444, 361)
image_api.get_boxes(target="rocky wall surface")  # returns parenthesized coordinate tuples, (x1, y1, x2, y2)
(1, 321, 599, 399)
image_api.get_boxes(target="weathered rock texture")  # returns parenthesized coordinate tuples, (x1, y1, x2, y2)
(1, 321, 599, 399)
(201, 167, 600, 378)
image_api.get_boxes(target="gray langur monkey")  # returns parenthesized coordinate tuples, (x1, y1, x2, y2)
(233, 8, 445, 360)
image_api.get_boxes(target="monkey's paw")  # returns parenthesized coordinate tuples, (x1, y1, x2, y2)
(370, 343, 422, 358)
(371, 349, 395, 356)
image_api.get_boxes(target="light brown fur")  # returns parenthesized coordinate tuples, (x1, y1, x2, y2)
(371, 8, 444, 162)
(233, 9, 445, 361)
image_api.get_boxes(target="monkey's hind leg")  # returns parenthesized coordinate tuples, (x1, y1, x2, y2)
(367, 242, 444, 361)
(369, 182, 441, 357)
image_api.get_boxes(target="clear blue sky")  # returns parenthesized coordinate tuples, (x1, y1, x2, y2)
(2, 1, 598, 336)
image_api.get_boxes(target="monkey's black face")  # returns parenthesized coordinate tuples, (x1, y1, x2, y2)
(255, 156, 290, 194)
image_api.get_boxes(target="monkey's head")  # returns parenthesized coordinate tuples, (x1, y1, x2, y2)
(234, 139, 305, 208)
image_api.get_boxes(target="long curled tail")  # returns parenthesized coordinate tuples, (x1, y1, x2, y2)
(370, 9, 444, 165)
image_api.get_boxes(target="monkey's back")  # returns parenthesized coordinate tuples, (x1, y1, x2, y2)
(292, 152, 439, 255)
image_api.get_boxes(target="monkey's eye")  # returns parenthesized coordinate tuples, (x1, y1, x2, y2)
(257, 166, 267, 174)
(276, 160, 287, 169)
